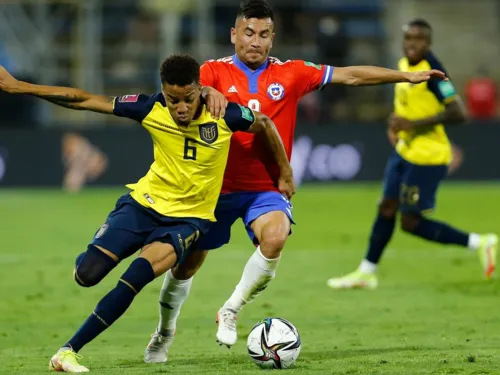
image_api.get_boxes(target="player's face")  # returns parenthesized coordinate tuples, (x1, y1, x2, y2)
(162, 83, 201, 126)
(403, 26, 430, 64)
(231, 17, 275, 69)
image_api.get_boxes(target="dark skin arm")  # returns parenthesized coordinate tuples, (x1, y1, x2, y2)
(0, 65, 227, 118)
(245, 112, 295, 199)
(389, 100, 468, 132)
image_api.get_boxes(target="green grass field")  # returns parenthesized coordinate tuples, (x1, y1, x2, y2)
(1, 184, 499, 375)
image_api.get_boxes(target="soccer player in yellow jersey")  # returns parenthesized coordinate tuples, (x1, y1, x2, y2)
(327, 19, 498, 290)
(0, 53, 293, 372)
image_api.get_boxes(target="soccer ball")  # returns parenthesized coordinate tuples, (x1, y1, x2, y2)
(247, 317, 301, 369)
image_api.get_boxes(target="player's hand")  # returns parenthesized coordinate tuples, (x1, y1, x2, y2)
(388, 113, 414, 132)
(387, 127, 398, 147)
(278, 170, 296, 199)
(0, 65, 20, 93)
(201, 86, 228, 119)
(406, 69, 448, 84)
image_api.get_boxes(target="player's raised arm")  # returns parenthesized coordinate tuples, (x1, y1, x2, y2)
(0, 65, 113, 114)
(222, 102, 295, 199)
(330, 65, 447, 86)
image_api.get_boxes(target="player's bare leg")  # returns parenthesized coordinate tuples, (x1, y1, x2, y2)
(50, 243, 176, 372)
(327, 198, 399, 290)
(145, 250, 208, 363)
(217, 211, 290, 347)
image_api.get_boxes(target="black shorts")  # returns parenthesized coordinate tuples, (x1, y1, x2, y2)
(382, 152, 448, 214)
(91, 193, 210, 264)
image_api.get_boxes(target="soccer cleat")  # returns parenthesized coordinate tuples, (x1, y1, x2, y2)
(144, 330, 175, 363)
(49, 348, 89, 373)
(326, 269, 378, 290)
(477, 234, 498, 279)
(216, 308, 238, 347)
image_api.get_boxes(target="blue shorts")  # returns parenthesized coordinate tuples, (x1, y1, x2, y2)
(382, 152, 448, 214)
(195, 191, 294, 250)
(91, 194, 210, 264)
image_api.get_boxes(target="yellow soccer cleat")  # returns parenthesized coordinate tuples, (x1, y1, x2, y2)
(478, 234, 498, 279)
(327, 269, 378, 290)
(49, 348, 89, 373)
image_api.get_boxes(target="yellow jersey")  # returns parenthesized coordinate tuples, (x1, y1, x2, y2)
(113, 94, 256, 221)
(394, 53, 458, 165)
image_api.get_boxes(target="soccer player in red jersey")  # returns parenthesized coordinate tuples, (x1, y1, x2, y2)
(145, 0, 447, 361)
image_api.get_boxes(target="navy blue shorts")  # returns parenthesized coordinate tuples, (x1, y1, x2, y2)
(91, 194, 210, 264)
(382, 151, 448, 214)
(195, 191, 294, 250)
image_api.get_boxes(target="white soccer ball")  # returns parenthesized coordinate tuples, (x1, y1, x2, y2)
(247, 317, 301, 369)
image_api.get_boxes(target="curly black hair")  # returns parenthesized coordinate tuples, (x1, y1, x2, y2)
(160, 53, 200, 86)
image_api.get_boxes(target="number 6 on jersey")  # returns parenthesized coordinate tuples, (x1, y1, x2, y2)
(184, 138, 197, 160)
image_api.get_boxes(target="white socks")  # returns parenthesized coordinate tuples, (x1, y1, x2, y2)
(157, 269, 193, 335)
(223, 246, 281, 313)
(468, 233, 481, 250)
(359, 259, 377, 274)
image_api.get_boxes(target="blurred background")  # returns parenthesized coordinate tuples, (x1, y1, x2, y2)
(1, 3, 500, 372)
(0, 0, 499, 189)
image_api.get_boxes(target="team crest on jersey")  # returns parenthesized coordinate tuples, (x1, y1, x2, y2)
(118, 94, 139, 103)
(199, 122, 218, 144)
(267, 83, 285, 101)
(94, 224, 108, 239)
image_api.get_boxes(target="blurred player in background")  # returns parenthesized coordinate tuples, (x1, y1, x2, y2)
(62, 132, 108, 192)
(145, 1, 449, 362)
(0, 53, 293, 373)
(327, 19, 498, 290)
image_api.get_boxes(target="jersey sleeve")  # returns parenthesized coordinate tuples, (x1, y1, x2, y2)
(290, 60, 334, 96)
(200, 61, 217, 87)
(222, 102, 256, 132)
(113, 94, 154, 122)
(426, 55, 458, 104)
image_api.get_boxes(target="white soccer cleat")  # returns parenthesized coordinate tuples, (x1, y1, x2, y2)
(144, 330, 175, 363)
(216, 308, 238, 347)
(327, 269, 378, 290)
(49, 348, 89, 373)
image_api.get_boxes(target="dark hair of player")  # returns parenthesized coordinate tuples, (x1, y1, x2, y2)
(160, 53, 200, 86)
(237, 0, 274, 21)
(405, 18, 432, 41)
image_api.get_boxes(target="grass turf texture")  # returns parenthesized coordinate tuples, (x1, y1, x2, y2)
(0, 184, 499, 374)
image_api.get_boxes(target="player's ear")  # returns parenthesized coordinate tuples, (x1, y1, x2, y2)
(271, 32, 275, 48)
(230, 27, 237, 45)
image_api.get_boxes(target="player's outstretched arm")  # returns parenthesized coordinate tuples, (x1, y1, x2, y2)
(246, 112, 295, 198)
(330, 66, 447, 86)
(0, 66, 113, 114)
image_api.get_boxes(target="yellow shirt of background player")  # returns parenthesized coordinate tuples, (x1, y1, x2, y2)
(394, 53, 457, 165)
(113, 93, 256, 221)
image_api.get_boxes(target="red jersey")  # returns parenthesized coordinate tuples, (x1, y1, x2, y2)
(200, 55, 334, 193)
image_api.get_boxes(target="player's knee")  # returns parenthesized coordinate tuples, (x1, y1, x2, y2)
(378, 199, 399, 219)
(74, 245, 118, 287)
(259, 231, 288, 258)
(400, 213, 421, 233)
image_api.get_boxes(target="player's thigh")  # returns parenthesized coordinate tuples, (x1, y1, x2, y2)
(173, 249, 209, 280)
(381, 151, 405, 201)
(245, 192, 293, 247)
(195, 194, 241, 251)
(147, 221, 205, 266)
(90, 194, 154, 260)
(400, 162, 448, 214)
